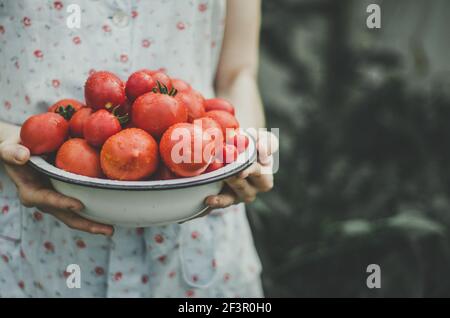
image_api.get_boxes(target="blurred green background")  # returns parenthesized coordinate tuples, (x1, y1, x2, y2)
(252, 0, 450, 297)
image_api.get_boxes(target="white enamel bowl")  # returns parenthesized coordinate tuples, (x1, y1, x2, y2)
(28, 133, 256, 227)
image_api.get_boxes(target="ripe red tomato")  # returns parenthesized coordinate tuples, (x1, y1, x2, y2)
(48, 99, 84, 114)
(132, 92, 187, 139)
(48, 99, 84, 121)
(69, 107, 93, 137)
(175, 90, 205, 122)
(100, 128, 159, 181)
(193, 117, 223, 138)
(85, 71, 126, 110)
(225, 130, 249, 153)
(205, 110, 239, 136)
(117, 98, 132, 116)
(171, 78, 191, 92)
(55, 139, 103, 178)
(83, 109, 122, 147)
(152, 163, 177, 180)
(205, 158, 225, 173)
(193, 117, 223, 156)
(125, 69, 172, 102)
(20, 113, 68, 155)
(204, 98, 235, 115)
(214, 143, 239, 165)
(151, 71, 172, 91)
(159, 123, 215, 177)
(222, 144, 238, 164)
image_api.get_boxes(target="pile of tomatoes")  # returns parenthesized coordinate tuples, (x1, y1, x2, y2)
(20, 70, 249, 181)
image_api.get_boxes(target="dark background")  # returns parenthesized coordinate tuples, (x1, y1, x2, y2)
(252, 0, 450, 297)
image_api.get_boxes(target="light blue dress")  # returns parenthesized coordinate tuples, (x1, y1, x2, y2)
(0, 0, 262, 297)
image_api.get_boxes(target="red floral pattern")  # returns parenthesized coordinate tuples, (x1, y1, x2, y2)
(0, 0, 262, 298)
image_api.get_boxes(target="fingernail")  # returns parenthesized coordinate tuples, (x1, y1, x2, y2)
(15, 148, 28, 162)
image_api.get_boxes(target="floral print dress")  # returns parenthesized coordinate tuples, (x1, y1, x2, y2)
(0, 0, 262, 297)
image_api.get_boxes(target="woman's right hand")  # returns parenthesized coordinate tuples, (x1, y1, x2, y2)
(0, 133, 114, 236)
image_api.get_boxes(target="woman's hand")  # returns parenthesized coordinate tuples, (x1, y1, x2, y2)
(205, 131, 278, 209)
(0, 132, 114, 236)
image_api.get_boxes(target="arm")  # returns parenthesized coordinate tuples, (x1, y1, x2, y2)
(205, 0, 277, 208)
(215, 0, 265, 129)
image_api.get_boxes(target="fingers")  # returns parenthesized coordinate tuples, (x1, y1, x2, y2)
(239, 162, 274, 192)
(4, 164, 84, 212)
(205, 187, 238, 209)
(205, 162, 273, 209)
(239, 162, 261, 179)
(19, 187, 84, 212)
(257, 132, 279, 165)
(40, 207, 114, 236)
(0, 142, 109, 236)
(249, 173, 274, 193)
(20, 185, 111, 236)
(0, 142, 30, 165)
(225, 176, 258, 203)
(203, 132, 279, 210)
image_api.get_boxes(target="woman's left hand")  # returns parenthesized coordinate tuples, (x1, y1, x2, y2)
(205, 131, 278, 209)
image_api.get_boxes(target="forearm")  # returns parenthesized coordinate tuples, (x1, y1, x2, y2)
(216, 70, 266, 129)
(0, 121, 20, 143)
(214, 0, 263, 129)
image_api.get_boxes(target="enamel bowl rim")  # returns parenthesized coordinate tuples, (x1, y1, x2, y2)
(28, 133, 257, 191)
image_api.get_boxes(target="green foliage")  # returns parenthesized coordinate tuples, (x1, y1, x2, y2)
(254, 0, 450, 297)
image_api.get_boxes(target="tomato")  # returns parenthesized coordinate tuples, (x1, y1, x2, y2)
(125, 69, 172, 102)
(204, 98, 235, 115)
(205, 110, 239, 136)
(193, 117, 223, 157)
(171, 78, 191, 93)
(175, 90, 205, 122)
(55, 139, 102, 178)
(83, 109, 122, 147)
(151, 71, 172, 91)
(193, 117, 223, 138)
(48, 99, 84, 121)
(100, 128, 159, 181)
(213, 143, 238, 165)
(205, 158, 224, 173)
(125, 70, 154, 102)
(132, 92, 187, 139)
(152, 163, 177, 180)
(159, 123, 214, 177)
(117, 98, 132, 117)
(85, 71, 126, 110)
(69, 107, 93, 137)
(171, 78, 205, 122)
(225, 130, 249, 154)
(222, 143, 238, 164)
(20, 113, 68, 155)
(48, 99, 84, 114)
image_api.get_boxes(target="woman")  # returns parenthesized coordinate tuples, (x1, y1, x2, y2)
(0, 0, 275, 297)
